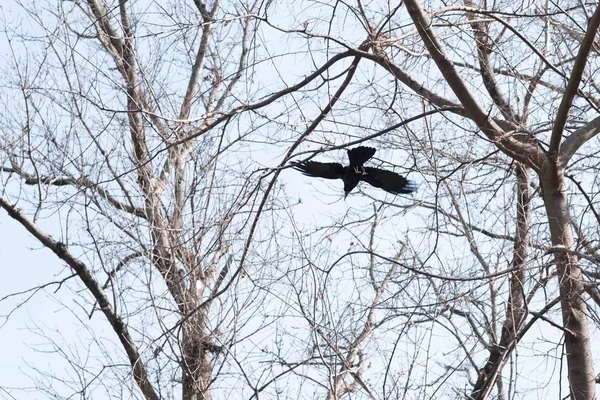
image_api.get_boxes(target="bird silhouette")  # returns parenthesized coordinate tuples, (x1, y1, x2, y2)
(291, 146, 416, 198)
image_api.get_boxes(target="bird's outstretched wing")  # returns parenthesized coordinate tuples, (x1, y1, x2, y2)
(361, 167, 417, 194)
(347, 146, 376, 167)
(291, 161, 345, 179)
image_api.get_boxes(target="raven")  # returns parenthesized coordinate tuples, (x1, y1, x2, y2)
(291, 146, 416, 198)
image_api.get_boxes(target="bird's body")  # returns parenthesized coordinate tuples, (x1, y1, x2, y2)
(291, 146, 416, 197)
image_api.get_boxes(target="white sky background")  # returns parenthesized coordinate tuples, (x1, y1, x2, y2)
(1, 0, 598, 399)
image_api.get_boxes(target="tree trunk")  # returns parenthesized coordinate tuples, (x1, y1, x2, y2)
(182, 311, 213, 400)
(470, 165, 531, 400)
(541, 163, 596, 400)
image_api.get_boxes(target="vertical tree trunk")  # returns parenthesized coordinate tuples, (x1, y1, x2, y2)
(470, 165, 531, 400)
(182, 311, 212, 400)
(541, 164, 595, 400)
(505, 165, 530, 339)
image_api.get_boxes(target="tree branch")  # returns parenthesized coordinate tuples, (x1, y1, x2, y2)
(0, 194, 159, 400)
(402, 0, 544, 169)
(1, 167, 147, 218)
(178, 5, 215, 121)
(561, 115, 600, 162)
(464, 0, 519, 123)
(549, 4, 600, 156)
(172, 51, 355, 146)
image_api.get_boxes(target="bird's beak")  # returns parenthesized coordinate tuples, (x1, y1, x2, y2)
(344, 191, 349, 199)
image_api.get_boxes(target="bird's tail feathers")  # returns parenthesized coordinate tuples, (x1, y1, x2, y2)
(403, 179, 418, 193)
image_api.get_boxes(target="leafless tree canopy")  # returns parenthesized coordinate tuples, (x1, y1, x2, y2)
(2, 0, 600, 399)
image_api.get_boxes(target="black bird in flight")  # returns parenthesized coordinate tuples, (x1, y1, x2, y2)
(291, 146, 416, 198)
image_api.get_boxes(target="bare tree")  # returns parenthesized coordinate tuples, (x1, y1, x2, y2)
(3, 0, 600, 399)
(1, 0, 328, 398)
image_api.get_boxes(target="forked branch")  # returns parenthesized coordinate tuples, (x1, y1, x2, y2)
(403, 0, 544, 169)
(549, 5, 600, 157)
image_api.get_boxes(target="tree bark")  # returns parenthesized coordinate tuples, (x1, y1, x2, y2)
(182, 311, 213, 400)
(541, 163, 596, 400)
